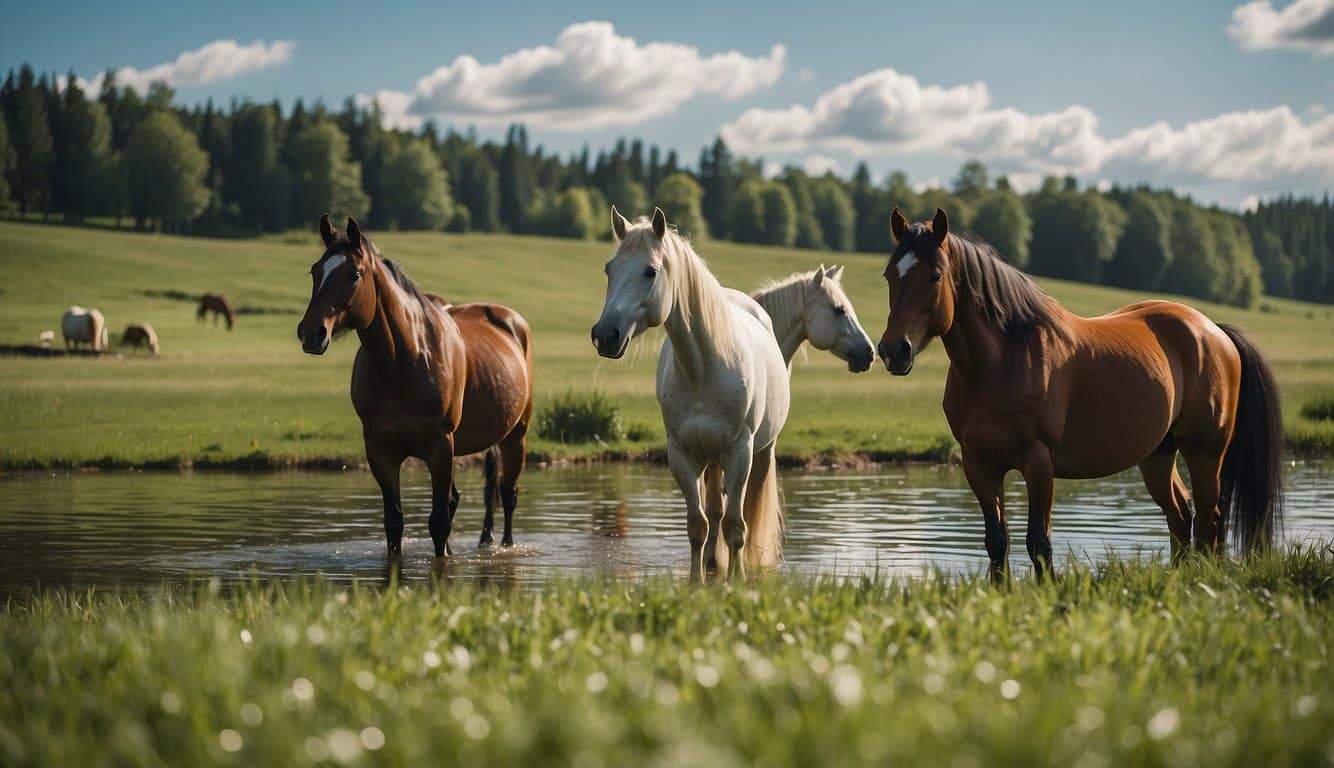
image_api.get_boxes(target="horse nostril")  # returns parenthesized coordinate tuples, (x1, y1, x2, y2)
(893, 340, 912, 362)
(877, 338, 892, 361)
(315, 326, 328, 343)
(297, 324, 304, 342)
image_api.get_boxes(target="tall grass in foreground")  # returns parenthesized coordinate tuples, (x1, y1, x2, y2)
(2, 550, 1332, 766)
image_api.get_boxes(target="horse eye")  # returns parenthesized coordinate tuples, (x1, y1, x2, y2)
(644, 266, 658, 279)
(350, 269, 361, 281)
(931, 271, 943, 283)
(834, 306, 847, 316)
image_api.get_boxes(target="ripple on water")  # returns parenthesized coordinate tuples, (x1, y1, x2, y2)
(0, 461, 1331, 593)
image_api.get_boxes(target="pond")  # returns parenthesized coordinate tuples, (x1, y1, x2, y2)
(1, 461, 1332, 595)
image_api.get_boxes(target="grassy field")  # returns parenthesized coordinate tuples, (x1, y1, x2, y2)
(1, 552, 1331, 766)
(1, 220, 1332, 468)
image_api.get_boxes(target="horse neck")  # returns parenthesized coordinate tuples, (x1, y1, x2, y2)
(355, 260, 437, 382)
(754, 280, 807, 364)
(661, 245, 731, 383)
(939, 260, 1008, 386)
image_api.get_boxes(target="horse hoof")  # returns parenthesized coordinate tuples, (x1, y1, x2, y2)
(501, 537, 514, 548)
(479, 534, 495, 548)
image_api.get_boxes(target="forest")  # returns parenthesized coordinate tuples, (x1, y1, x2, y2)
(2, 64, 1331, 307)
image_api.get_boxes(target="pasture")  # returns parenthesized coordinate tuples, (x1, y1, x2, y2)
(1, 552, 1331, 766)
(1, 220, 1333, 469)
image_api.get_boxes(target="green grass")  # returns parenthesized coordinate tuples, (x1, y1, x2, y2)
(2, 220, 1333, 468)
(1, 552, 1332, 766)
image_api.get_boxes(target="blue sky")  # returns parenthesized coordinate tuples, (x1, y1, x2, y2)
(3, 0, 1331, 207)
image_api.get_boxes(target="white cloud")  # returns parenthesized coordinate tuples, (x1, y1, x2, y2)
(1229, 0, 1334, 56)
(87, 39, 294, 94)
(721, 68, 1104, 175)
(720, 67, 1334, 194)
(367, 21, 785, 131)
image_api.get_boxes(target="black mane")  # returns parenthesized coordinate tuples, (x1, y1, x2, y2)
(947, 230, 1063, 339)
(379, 255, 429, 307)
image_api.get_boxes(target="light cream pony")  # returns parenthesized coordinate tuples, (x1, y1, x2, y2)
(592, 207, 790, 581)
(61, 306, 107, 351)
(752, 265, 875, 370)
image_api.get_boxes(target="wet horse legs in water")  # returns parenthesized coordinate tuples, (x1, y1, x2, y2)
(427, 438, 457, 557)
(367, 444, 404, 556)
(963, 458, 1009, 583)
(479, 448, 500, 547)
(1139, 444, 1194, 562)
(497, 424, 527, 547)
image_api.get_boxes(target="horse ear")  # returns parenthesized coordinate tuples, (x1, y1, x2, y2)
(346, 217, 363, 248)
(890, 208, 909, 243)
(651, 207, 668, 239)
(611, 205, 629, 241)
(319, 214, 336, 248)
(932, 208, 949, 244)
(812, 264, 826, 288)
(827, 264, 844, 282)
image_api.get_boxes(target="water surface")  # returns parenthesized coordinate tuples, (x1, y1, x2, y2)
(1, 461, 1331, 594)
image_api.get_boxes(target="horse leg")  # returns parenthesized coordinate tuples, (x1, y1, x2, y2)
(667, 441, 707, 584)
(366, 440, 403, 557)
(498, 423, 527, 548)
(1184, 448, 1226, 555)
(1020, 445, 1056, 581)
(963, 453, 1009, 583)
(701, 463, 724, 573)
(427, 436, 457, 557)
(1139, 449, 1192, 563)
(479, 448, 498, 548)
(719, 435, 756, 582)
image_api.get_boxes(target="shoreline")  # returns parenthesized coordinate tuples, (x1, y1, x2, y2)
(3, 438, 1330, 474)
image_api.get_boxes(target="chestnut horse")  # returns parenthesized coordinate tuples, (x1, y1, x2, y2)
(877, 208, 1283, 581)
(299, 216, 534, 557)
(197, 293, 235, 330)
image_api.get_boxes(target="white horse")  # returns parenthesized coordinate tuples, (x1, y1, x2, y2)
(61, 306, 107, 351)
(592, 207, 790, 581)
(752, 265, 875, 370)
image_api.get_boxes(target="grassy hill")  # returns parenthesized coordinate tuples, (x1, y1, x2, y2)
(1, 220, 1331, 469)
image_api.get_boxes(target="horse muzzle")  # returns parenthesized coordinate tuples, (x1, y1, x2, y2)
(298, 323, 330, 356)
(878, 337, 914, 376)
(590, 322, 630, 359)
(845, 342, 875, 373)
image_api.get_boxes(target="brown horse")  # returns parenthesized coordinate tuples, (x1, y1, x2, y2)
(198, 293, 235, 330)
(299, 215, 534, 557)
(121, 323, 159, 355)
(877, 208, 1283, 581)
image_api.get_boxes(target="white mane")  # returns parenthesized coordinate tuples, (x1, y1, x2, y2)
(620, 220, 741, 360)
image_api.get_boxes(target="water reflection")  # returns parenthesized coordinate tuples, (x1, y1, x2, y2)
(0, 461, 1330, 595)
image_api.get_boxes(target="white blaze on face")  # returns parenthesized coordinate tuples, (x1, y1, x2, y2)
(896, 252, 918, 279)
(316, 253, 347, 294)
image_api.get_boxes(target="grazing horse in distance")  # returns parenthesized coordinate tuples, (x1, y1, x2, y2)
(121, 323, 159, 355)
(298, 215, 534, 557)
(197, 293, 235, 330)
(592, 207, 790, 582)
(877, 208, 1283, 581)
(61, 306, 107, 351)
(752, 265, 875, 370)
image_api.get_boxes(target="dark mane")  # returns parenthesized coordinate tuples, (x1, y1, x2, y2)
(948, 231, 1063, 339)
(379, 255, 429, 308)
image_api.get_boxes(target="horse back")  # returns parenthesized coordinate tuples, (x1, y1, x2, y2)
(446, 302, 534, 455)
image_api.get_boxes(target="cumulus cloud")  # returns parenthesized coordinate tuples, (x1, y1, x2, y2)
(85, 39, 294, 94)
(721, 67, 1334, 193)
(368, 21, 785, 131)
(1229, 0, 1334, 55)
(722, 69, 1105, 175)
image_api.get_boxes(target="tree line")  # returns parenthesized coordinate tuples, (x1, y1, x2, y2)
(1, 63, 1331, 308)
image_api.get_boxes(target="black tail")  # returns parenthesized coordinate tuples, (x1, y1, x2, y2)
(1217, 324, 1284, 555)
(483, 447, 501, 513)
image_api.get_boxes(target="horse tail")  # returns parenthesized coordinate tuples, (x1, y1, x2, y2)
(741, 446, 784, 569)
(1217, 323, 1284, 555)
